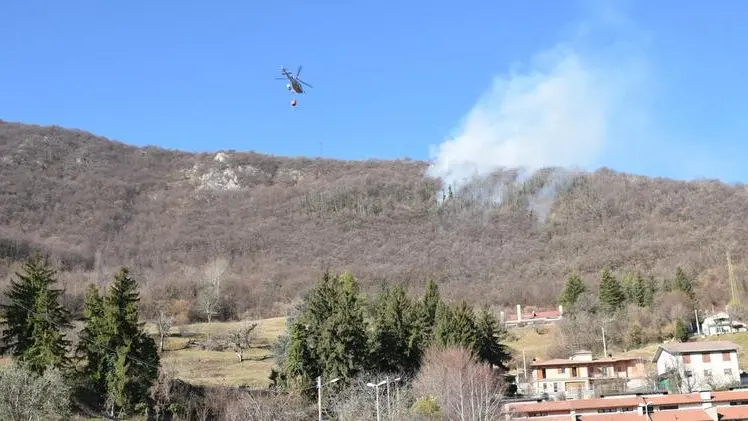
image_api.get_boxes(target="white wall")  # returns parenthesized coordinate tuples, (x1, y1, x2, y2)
(656, 349, 740, 392)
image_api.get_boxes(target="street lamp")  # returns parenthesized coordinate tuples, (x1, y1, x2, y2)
(385, 376, 402, 419)
(317, 375, 340, 421)
(366, 379, 387, 421)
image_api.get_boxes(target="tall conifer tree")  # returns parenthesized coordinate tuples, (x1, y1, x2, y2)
(473, 306, 511, 370)
(558, 271, 586, 310)
(79, 268, 159, 415)
(369, 285, 423, 375)
(598, 268, 625, 313)
(0, 253, 71, 374)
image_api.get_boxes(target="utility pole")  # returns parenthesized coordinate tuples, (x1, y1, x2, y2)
(386, 376, 391, 419)
(695, 309, 702, 336)
(317, 376, 322, 421)
(523, 350, 528, 380)
(602, 327, 608, 357)
(728, 250, 740, 304)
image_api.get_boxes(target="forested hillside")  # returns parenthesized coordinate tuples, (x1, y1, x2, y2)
(2, 120, 748, 317)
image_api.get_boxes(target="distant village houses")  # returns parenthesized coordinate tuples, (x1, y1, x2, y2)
(501, 304, 564, 328)
(653, 341, 741, 393)
(527, 350, 647, 400)
(700, 311, 747, 336)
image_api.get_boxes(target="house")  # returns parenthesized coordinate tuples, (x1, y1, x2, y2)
(529, 350, 647, 399)
(700, 311, 747, 336)
(502, 304, 564, 328)
(653, 341, 741, 392)
(504, 389, 748, 420)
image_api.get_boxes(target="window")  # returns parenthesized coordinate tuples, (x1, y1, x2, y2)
(601, 367, 609, 376)
(725, 368, 733, 376)
(683, 354, 691, 363)
(560, 367, 566, 374)
(723, 352, 732, 361)
(553, 383, 558, 392)
(540, 368, 546, 379)
(660, 405, 678, 410)
(571, 367, 578, 377)
(685, 370, 693, 378)
(598, 408, 617, 413)
(704, 369, 712, 377)
(702, 353, 711, 363)
(543, 383, 548, 390)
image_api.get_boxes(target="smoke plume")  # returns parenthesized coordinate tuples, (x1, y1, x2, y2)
(427, 13, 651, 219)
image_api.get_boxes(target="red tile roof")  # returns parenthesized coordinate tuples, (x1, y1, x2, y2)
(507, 310, 562, 321)
(530, 356, 644, 367)
(718, 406, 748, 420)
(711, 390, 748, 402)
(649, 409, 712, 421)
(511, 410, 713, 421)
(506, 390, 748, 416)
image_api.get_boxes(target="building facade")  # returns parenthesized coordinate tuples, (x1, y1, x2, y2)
(529, 351, 647, 399)
(700, 311, 747, 336)
(502, 304, 563, 328)
(653, 341, 740, 392)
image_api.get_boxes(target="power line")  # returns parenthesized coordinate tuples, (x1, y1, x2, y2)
(5, 299, 161, 373)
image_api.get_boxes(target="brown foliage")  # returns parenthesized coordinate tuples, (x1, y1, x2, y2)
(2, 121, 748, 315)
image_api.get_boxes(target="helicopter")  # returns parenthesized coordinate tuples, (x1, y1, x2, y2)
(276, 65, 313, 107)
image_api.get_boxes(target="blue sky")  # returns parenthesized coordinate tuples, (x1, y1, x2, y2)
(2, 1, 748, 182)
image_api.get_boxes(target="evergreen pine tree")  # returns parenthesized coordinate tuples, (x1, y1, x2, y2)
(0, 253, 71, 374)
(280, 321, 317, 389)
(24, 284, 72, 374)
(622, 272, 648, 307)
(103, 268, 159, 415)
(80, 268, 159, 415)
(433, 300, 455, 347)
(674, 320, 688, 342)
(632, 273, 648, 307)
(317, 272, 369, 382)
(369, 285, 423, 375)
(473, 306, 511, 370)
(598, 268, 625, 314)
(435, 300, 477, 348)
(643, 276, 657, 307)
(276, 272, 338, 394)
(674, 267, 695, 301)
(558, 271, 586, 310)
(77, 285, 109, 403)
(422, 280, 440, 329)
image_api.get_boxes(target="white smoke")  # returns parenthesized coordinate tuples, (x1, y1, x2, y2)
(427, 14, 651, 218)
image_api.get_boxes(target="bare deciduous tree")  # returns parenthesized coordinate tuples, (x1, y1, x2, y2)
(0, 363, 72, 421)
(204, 257, 229, 298)
(326, 372, 413, 421)
(414, 346, 506, 421)
(229, 322, 259, 362)
(663, 359, 697, 393)
(222, 390, 310, 421)
(156, 309, 175, 353)
(198, 284, 219, 323)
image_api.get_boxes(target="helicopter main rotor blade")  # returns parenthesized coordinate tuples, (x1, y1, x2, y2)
(296, 65, 302, 78)
(298, 79, 313, 88)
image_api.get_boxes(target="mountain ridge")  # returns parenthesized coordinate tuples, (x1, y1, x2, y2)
(1, 120, 747, 316)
